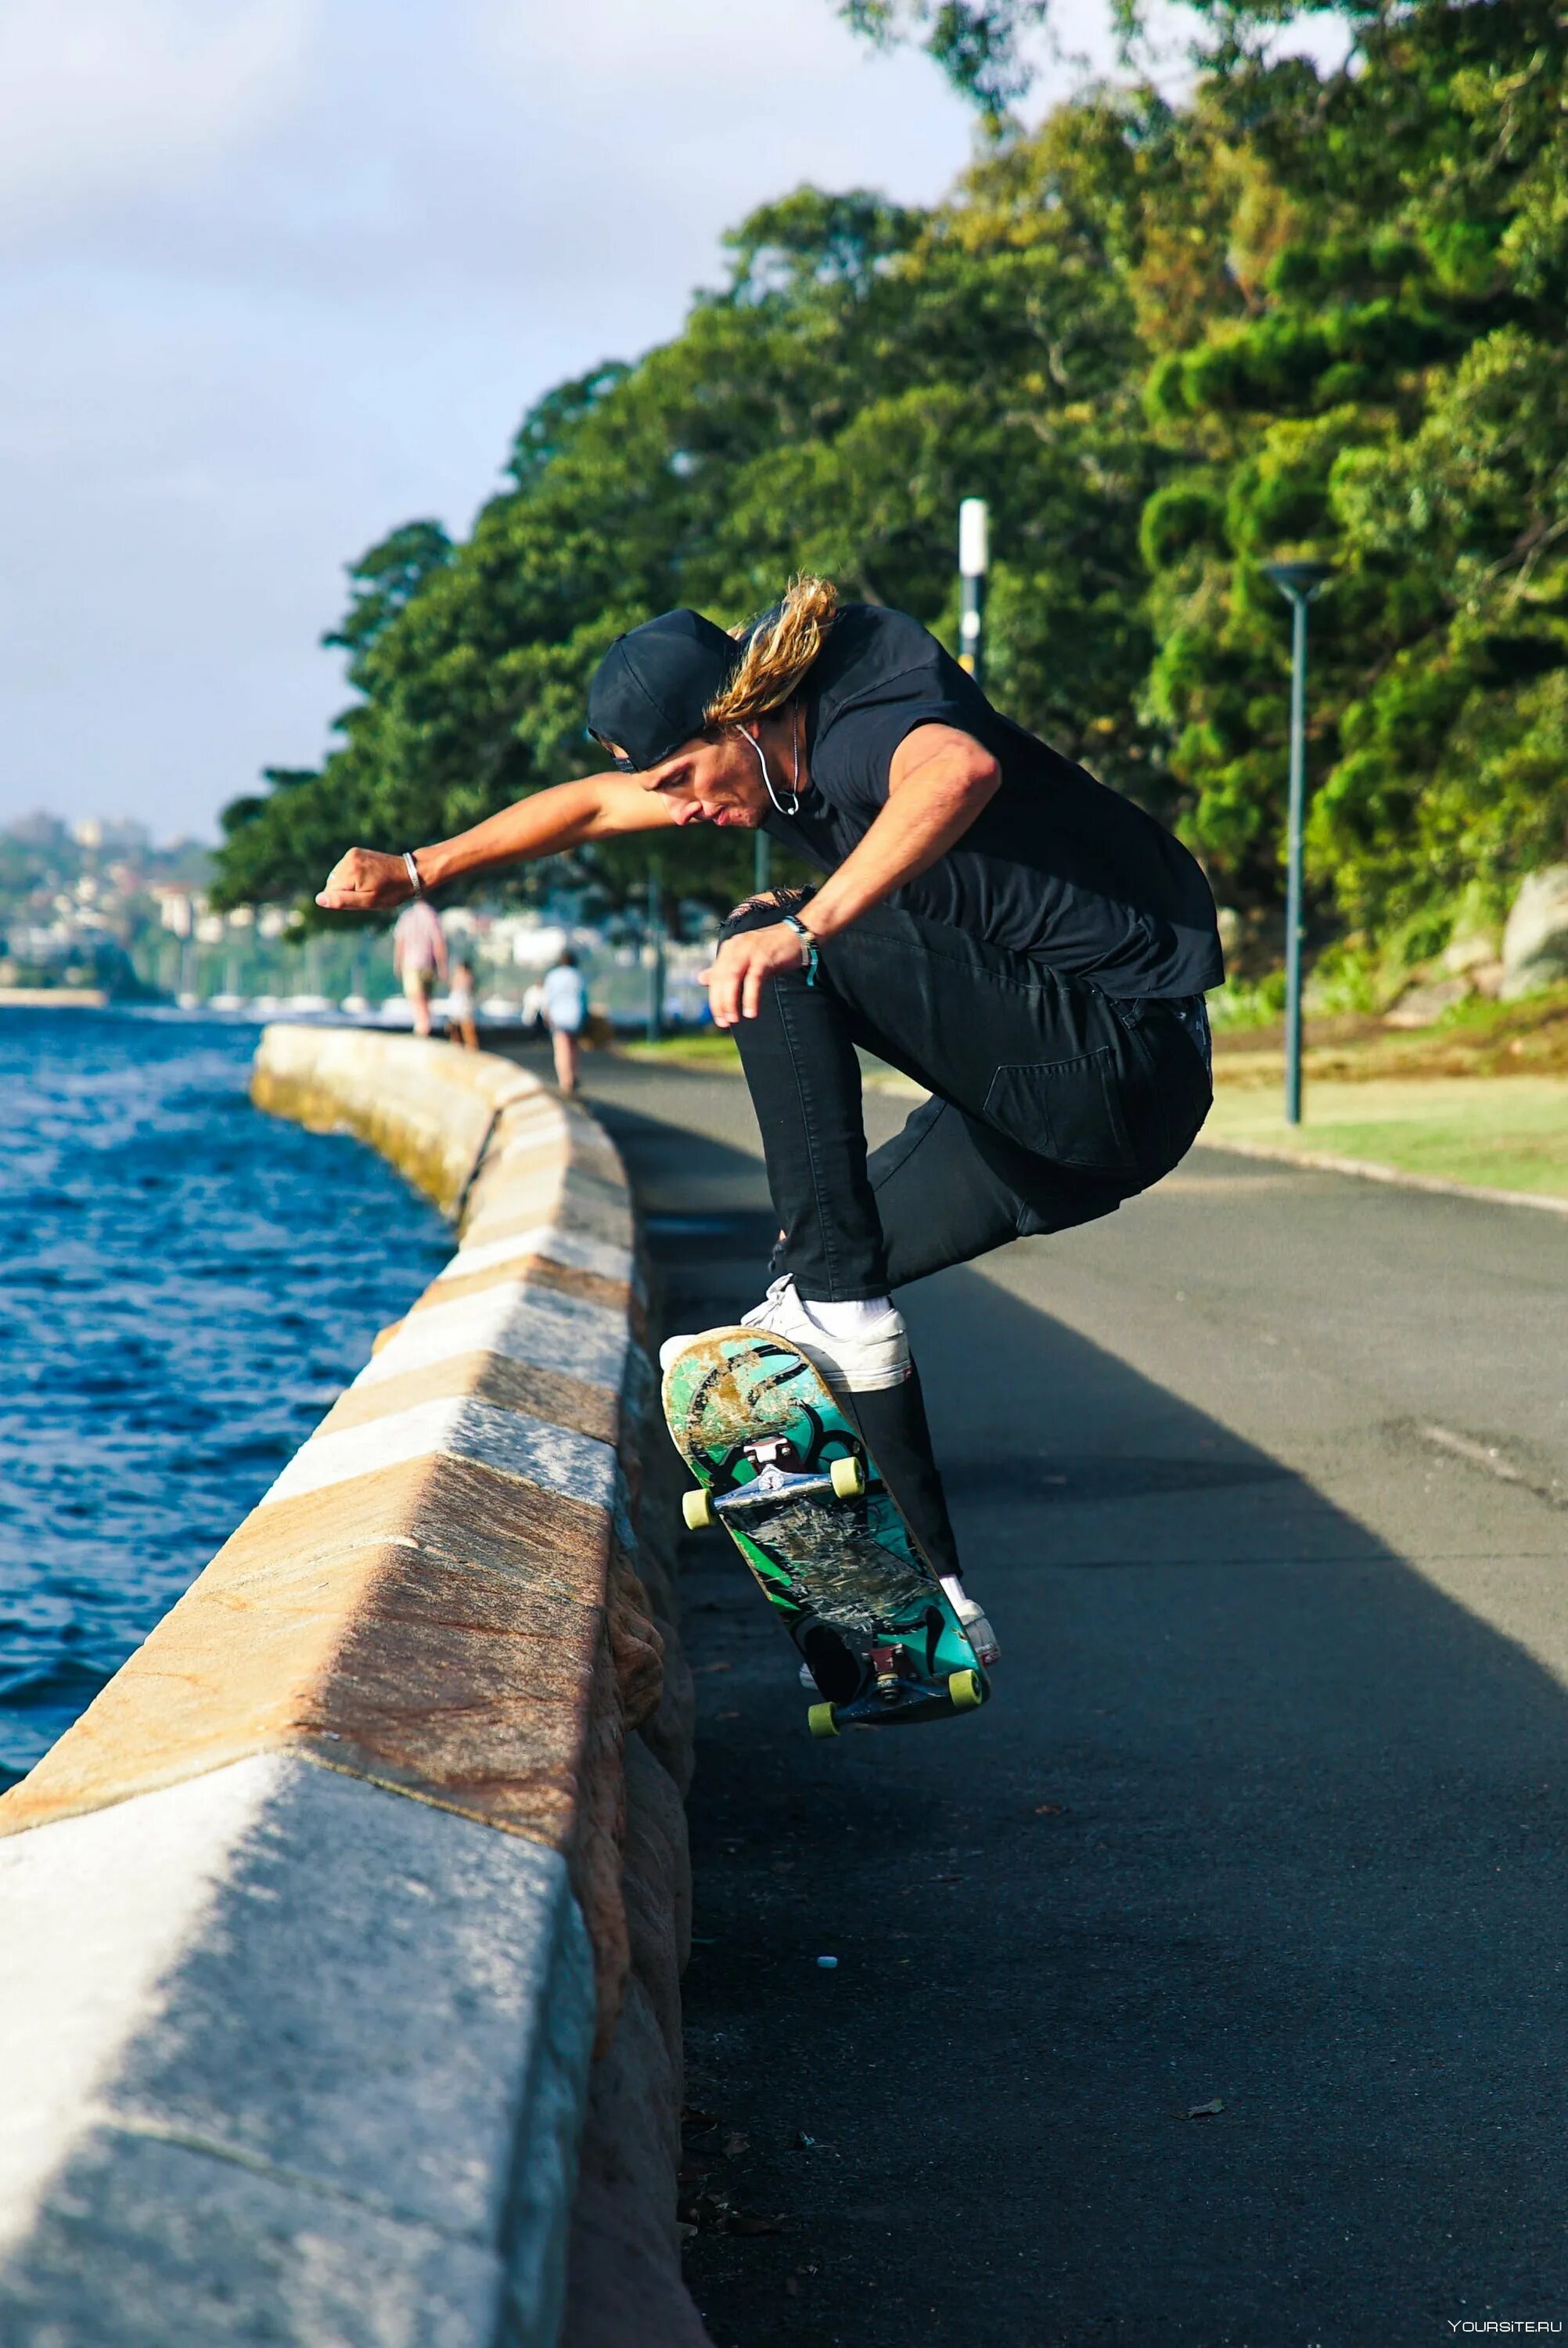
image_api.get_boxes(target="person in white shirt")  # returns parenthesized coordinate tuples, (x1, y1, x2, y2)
(392, 899, 447, 1036)
(446, 957, 478, 1053)
(541, 949, 588, 1094)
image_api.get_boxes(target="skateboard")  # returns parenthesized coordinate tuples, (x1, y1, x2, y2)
(662, 1327, 991, 1738)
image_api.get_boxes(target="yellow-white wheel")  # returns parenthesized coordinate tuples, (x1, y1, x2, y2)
(948, 1668, 984, 1711)
(807, 1702, 840, 1738)
(829, 1455, 866, 1500)
(682, 1488, 714, 1532)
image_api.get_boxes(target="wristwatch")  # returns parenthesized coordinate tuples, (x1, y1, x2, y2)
(781, 912, 818, 988)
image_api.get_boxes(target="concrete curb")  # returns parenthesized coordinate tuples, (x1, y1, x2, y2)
(1199, 1133, 1568, 1216)
(0, 1028, 710, 2348)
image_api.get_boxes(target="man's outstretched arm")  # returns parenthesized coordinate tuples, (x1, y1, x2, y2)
(315, 773, 678, 911)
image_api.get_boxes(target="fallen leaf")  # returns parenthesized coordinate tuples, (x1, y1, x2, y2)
(695, 1660, 732, 1674)
(678, 2185, 735, 2232)
(1034, 1803, 1066, 1816)
(728, 2209, 785, 2238)
(722, 2132, 750, 2157)
(1182, 2099, 1225, 2119)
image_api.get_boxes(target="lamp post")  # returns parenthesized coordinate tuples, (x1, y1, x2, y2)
(1261, 560, 1333, 1127)
(645, 858, 664, 1044)
(958, 498, 988, 687)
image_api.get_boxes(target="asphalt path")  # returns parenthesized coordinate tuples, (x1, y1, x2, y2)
(563, 1045, 1568, 2348)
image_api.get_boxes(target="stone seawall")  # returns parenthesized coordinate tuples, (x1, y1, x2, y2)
(0, 1026, 710, 2347)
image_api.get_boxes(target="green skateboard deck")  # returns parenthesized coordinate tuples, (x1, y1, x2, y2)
(662, 1327, 991, 1738)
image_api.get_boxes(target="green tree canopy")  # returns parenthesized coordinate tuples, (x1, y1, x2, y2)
(838, 1, 1053, 117)
(216, 0, 1568, 988)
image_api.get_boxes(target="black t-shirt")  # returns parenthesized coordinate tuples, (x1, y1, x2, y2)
(762, 604, 1224, 999)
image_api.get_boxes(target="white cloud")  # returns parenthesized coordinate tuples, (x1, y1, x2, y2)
(0, 0, 316, 233)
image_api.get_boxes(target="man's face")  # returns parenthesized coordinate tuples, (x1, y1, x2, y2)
(619, 733, 768, 829)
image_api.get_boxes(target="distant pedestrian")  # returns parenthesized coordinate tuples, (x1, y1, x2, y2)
(447, 956, 479, 1053)
(392, 897, 447, 1036)
(541, 949, 588, 1095)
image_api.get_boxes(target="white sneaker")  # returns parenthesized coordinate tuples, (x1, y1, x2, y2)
(659, 1275, 910, 1395)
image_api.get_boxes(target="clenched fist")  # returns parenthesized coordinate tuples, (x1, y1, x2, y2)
(315, 848, 413, 911)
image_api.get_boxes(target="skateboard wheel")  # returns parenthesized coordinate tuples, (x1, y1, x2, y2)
(829, 1455, 866, 1500)
(682, 1489, 714, 1532)
(807, 1702, 840, 1739)
(948, 1668, 984, 1711)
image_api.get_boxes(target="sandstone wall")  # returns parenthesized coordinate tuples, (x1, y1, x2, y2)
(0, 1028, 709, 2348)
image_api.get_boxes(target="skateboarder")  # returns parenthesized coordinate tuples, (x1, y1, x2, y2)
(316, 578, 1224, 1667)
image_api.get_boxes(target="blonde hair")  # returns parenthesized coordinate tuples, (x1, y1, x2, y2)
(703, 575, 838, 731)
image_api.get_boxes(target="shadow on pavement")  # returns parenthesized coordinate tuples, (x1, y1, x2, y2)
(592, 1079, 1568, 2348)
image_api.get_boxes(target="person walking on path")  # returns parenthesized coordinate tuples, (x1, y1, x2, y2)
(446, 956, 479, 1052)
(541, 948, 588, 1095)
(317, 578, 1222, 1665)
(392, 895, 447, 1036)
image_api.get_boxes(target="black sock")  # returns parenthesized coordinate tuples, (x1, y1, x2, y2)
(847, 1364, 964, 1584)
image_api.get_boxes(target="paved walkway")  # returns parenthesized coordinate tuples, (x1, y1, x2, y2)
(569, 1047, 1568, 2348)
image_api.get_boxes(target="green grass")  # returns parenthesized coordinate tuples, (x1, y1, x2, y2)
(1204, 1076, 1568, 1197)
(617, 1030, 740, 1069)
(613, 1019, 1568, 1201)
(1210, 982, 1568, 1071)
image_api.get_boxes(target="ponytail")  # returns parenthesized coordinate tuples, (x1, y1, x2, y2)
(703, 575, 837, 729)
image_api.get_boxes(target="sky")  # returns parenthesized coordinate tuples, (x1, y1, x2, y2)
(0, 0, 1342, 842)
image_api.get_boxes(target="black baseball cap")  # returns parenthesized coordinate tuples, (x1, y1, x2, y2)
(586, 608, 743, 772)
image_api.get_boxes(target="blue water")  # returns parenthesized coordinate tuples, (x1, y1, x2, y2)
(0, 1011, 451, 1788)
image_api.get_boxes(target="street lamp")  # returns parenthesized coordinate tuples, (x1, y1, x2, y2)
(1261, 560, 1333, 1127)
(958, 498, 988, 687)
(645, 856, 664, 1044)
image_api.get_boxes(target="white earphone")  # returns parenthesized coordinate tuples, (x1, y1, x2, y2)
(739, 711, 803, 817)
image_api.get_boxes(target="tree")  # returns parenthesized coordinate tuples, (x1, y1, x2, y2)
(1136, 0, 1568, 960)
(322, 521, 452, 658)
(837, 2, 1052, 117)
(213, 155, 1159, 917)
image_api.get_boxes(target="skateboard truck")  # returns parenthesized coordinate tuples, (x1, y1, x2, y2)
(748, 1435, 802, 1474)
(869, 1641, 914, 1704)
(682, 1447, 866, 1530)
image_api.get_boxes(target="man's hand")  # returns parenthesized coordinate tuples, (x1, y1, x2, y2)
(700, 921, 811, 1027)
(315, 848, 413, 911)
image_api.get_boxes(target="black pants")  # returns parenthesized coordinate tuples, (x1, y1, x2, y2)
(721, 897, 1214, 1302)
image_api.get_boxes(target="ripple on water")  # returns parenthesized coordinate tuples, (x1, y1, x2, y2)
(0, 1010, 451, 1789)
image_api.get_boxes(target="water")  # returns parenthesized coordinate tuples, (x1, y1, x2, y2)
(0, 1011, 452, 1788)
